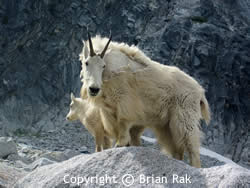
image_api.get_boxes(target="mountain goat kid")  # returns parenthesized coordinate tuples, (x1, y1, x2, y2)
(66, 93, 112, 152)
(66, 93, 144, 152)
(79, 32, 210, 167)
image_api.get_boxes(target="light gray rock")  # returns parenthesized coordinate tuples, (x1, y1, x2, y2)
(63, 149, 82, 159)
(15, 147, 250, 188)
(79, 145, 89, 154)
(7, 153, 31, 165)
(39, 149, 81, 162)
(0, 137, 17, 158)
(23, 157, 56, 171)
(0, 163, 27, 188)
(39, 151, 69, 162)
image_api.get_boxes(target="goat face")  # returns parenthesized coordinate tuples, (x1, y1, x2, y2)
(80, 32, 112, 98)
(81, 55, 106, 97)
(66, 93, 79, 121)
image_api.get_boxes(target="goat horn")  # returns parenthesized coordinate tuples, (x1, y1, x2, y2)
(100, 31, 112, 58)
(87, 31, 96, 57)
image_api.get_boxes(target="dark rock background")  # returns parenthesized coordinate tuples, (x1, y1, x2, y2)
(0, 0, 249, 168)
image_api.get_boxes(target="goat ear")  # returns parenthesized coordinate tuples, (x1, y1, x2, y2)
(71, 93, 75, 100)
(82, 41, 89, 58)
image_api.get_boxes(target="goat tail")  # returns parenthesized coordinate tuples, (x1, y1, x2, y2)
(200, 94, 211, 125)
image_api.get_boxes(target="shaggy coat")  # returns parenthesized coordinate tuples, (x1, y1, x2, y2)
(80, 36, 210, 167)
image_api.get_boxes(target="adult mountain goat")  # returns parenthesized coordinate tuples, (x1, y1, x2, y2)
(79, 32, 210, 168)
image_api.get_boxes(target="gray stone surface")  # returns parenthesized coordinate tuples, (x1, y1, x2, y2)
(0, 0, 249, 169)
(0, 163, 27, 188)
(23, 157, 56, 171)
(40, 149, 81, 162)
(0, 137, 17, 158)
(0, 137, 247, 187)
(15, 147, 250, 188)
(0, 135, 231, 170)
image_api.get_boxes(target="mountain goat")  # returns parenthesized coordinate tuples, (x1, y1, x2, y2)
(66, 93, 111, 152)
(79, 33, 210, 167)
(66, 93, 144, 152)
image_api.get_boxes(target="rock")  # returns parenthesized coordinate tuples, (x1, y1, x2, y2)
(78, 146, 90, 154)
(0, 137, 17, 158)
(40, 149, 81, 162)
(39, 151, 69, 162)
(63, 149, 82, 159)
(15, 147, 250, 188)
(200, 154, 226, 168)
(13, 160, 29, 169)
(6, 153, 30, 165)
(0, 163, 27, 188)
(23, 157, 56, 171)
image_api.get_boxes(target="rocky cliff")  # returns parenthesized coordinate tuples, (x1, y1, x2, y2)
(0, 0, 249, 169)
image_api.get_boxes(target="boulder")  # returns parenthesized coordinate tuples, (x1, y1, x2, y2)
(15, 147, 250, 188)
(0, 137, 17, 159)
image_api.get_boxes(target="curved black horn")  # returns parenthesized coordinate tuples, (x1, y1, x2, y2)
(88, 31, 96, 57)
(100, 32, 112, 58)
